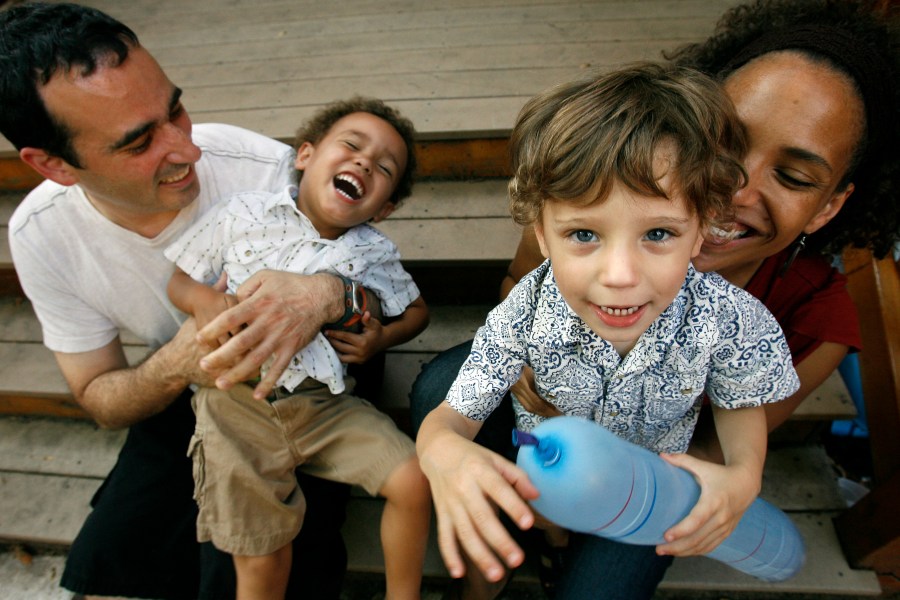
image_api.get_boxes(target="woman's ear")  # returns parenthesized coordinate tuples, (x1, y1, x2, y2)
(804, 183, 854, 235)
(19, 147, 80, 186)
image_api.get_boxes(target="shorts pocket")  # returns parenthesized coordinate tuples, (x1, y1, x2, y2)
(186, 431, 206, 503)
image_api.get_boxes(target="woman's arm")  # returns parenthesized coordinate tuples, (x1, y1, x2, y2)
(689, 341, 848, 463)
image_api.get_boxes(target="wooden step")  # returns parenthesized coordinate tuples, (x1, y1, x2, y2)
(0, 297, 858, 424)
(0, 415, 881, 596)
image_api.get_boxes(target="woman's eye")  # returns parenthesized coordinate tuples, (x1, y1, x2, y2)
(646, 228, 671, 242)
(775, 170, 816, 189)
(572, 230, 596, 243)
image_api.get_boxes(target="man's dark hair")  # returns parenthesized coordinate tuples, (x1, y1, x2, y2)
(0, 2, 139, 167)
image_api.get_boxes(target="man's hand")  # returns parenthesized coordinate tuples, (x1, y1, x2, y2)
(510, 366, 561, 417)
(196, 270, 343, 399)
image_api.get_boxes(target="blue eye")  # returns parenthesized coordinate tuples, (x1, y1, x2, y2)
(572, 230, 596, 243)
(646, 229, 670, 242)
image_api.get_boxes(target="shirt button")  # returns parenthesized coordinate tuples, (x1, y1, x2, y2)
(347, 263, 354, 271)
(609, 411, 618, 417)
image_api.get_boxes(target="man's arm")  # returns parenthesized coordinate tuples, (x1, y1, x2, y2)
(196, 271, 381, 400)
(54, 318, 215, 429)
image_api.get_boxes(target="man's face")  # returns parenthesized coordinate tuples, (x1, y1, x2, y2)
(38, 46, 202, 234)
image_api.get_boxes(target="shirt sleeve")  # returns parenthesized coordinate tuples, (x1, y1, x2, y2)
(706, 285, 801, 409)
(446, 273, 537, 421)
(351, 230, 420, 318)
(164, 203, 232, 285)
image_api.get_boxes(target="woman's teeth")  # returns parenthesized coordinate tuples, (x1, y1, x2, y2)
(709, 225, 745, 241)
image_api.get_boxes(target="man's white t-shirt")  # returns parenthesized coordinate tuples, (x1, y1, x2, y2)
(9, 123, 296, 352)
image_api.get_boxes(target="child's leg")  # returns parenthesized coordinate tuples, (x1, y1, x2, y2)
(233, 543, 292, 600)
(378, 456, 432, 600)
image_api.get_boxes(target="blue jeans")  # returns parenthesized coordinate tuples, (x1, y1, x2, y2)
(409, 341, 673, 599)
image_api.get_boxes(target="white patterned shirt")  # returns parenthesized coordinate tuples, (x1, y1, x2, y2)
(446, 261, 799, 453)
(165, 185, 420, 394)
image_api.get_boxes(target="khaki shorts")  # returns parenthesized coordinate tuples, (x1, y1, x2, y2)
(189, 381, 415, 556)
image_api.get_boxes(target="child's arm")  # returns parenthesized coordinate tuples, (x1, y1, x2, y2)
(656, 404, 767, 557)
(167, 268, 236, 346)
(417, 402, 538, 581)
(325, 295, 429, 364)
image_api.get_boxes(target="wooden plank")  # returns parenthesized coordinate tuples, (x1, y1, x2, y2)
(0, 417, 123, 478)
(662, 512, 880, 595)
(0, 471, 97, 547)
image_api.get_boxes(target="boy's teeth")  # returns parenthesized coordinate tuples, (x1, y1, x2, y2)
(334, 174, 364, 199)
(601, 306, 638, 316)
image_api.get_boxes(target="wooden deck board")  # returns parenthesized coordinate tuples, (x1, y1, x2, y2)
(0, 415, 878, 594)
(0, 0, 743, 153)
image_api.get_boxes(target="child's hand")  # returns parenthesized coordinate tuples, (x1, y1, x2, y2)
(654, 452, 759, 557)
(325, 311, 385, 364)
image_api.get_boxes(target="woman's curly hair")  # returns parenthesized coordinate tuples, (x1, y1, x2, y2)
(667, 0, 900, 258)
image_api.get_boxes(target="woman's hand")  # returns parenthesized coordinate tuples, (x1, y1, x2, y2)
(510, 366, 562, 417)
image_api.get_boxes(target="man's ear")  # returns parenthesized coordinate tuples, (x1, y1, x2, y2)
(294, 142, 314, 171)
(371, 201, 396, 223)
(19, 147, 80, 186)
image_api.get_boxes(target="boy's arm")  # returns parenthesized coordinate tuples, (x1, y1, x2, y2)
(326, 295, 429, 364)
(417, 402, 538, 581)
(656, 404, 767, 557)
(168, 268, 236, 339)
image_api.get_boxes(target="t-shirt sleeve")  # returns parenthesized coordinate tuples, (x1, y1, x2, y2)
(706, 286, 801, 409)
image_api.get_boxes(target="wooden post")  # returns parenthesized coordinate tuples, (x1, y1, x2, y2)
(834, 248, 900, 585)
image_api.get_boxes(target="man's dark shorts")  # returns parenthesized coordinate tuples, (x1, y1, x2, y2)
(60, 389, 351, 599)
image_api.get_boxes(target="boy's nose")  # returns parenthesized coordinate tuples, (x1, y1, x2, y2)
(354, 156, 372, 174)
(600, 248, 640, 288)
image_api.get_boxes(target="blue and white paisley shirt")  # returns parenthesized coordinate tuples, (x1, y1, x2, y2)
(446, 261, 799, 453)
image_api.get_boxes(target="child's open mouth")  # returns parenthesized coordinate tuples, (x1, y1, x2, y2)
(334, 173, 364, 201)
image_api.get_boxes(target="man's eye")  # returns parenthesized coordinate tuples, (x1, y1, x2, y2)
(128, 138, 152, 155)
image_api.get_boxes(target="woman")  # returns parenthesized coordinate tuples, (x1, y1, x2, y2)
(410, 0, 900, 598)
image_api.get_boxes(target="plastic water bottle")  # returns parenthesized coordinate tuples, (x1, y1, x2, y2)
(513, 416, 805, 582)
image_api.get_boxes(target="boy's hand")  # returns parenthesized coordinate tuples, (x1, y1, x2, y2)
(655, 452, 758, 557)
(325, 312, 385, 364)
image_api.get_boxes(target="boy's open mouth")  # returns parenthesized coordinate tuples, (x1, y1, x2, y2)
(334, 173, 364, 201)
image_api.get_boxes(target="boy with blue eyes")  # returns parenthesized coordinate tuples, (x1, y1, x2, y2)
(165, 97, 430, 600)
(416, 63, 801, 598)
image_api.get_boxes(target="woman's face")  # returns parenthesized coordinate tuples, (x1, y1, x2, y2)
(694, 51, 864, 287)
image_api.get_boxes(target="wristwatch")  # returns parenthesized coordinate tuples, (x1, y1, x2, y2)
(326, 274, 367, 331)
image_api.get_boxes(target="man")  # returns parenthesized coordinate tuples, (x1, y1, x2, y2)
(0, 3, 364, 597)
